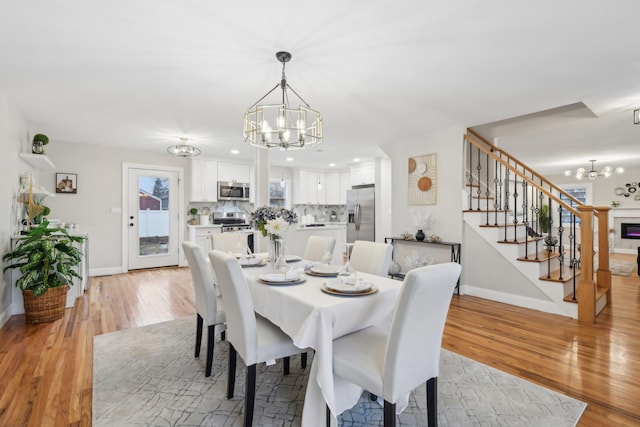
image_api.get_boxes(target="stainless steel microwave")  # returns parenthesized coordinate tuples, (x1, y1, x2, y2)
(217, 181, 250, 201)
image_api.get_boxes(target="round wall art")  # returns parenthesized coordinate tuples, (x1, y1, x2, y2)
(408, 153, 437, 205)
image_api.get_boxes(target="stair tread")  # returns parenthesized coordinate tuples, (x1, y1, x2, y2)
(463, 209, 510, 213)
(517, 251, 561, 262)
(479, 223, 526, 228)
(563, 286, 608, 304)
(497, 236, 544, 244)
(539, 268, 581, 283)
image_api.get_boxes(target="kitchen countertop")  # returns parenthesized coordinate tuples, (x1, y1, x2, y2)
(187, 224, 223, 228)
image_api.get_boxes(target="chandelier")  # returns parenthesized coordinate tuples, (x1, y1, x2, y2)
(167, 137, 201, 157)
(243, 51, 323, 150)
(564, 160, 623, 180)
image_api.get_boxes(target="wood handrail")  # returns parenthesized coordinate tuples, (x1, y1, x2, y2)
(466, 128, 583, 206)
(465, 133, 580, 217)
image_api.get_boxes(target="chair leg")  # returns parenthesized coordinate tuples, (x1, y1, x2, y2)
(195, 314, 203, 358)
(326, 404, 331, 427)
(369, 392, 377, 401)
(426, 377, 438, 427)
(227, 344, 237, 399)
(301, 352, 307, 369)
(383, 400, 396, 427)
(244, 364, 257, 427)
(205, 324, 215, 377)
(283, 356, 290, 375)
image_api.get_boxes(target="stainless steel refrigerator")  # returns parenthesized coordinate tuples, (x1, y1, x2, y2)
(346, 185, 375, 243)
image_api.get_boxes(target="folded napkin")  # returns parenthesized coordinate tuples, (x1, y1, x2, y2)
(261, 270, 301, 282)
(240, 256, 262, 265)
(338, 273, 370, 290)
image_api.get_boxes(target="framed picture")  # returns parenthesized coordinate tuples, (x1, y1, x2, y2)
(56, 173, 77, 194)
(408, 153, 437, 205)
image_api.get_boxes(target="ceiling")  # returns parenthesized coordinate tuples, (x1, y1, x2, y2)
(1, 1, 639, 174)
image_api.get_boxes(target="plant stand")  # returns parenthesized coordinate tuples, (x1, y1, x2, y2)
(22, 286, 68, 324)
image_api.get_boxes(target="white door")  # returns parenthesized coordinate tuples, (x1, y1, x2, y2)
(127, 167, 180, 270)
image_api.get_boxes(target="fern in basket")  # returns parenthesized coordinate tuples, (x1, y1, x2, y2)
(3, 220, 85, 297)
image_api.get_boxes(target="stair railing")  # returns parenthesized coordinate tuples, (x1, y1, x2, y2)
(464, 130, 611, 323)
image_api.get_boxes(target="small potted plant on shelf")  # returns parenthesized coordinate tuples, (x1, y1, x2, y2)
(2, 220, 85, 323)
(31, 133, 49, 154)
(188, 207, 199, 225)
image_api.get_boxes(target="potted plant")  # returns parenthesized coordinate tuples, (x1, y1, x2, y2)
(188, 207, 199, 225)
(539, 204, 551, 233)
(32, 133, 49, 154)
(2, 220, 85, 323)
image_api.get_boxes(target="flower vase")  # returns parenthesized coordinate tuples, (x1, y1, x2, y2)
(415, 229, 425, 241)
(269, 235, 286, 271)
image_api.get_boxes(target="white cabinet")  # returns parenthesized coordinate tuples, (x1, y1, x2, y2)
(187, 225, 222, 253)
(339, 171, 350, 204)
(350, 163, 375, 186)
(325, 172, 340, 204)
(297, 170, 325, 204)
(217, 161, 251, 184)
(190, 159, 218, 202)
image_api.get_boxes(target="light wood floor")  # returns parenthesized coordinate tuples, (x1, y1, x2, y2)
(1, 255, 639, 426)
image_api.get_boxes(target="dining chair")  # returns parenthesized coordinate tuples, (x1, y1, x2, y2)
(303, 235, 336, 262)
(327, 262, 462, 427)
(181, 242, 227, 377)
(211, 231, 249, 254)
(348, 240, 393, 276)
(208, 249, 308, 427)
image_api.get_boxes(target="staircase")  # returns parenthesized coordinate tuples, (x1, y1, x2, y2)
(462, 130, 611, 323)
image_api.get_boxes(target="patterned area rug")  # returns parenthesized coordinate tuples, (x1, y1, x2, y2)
(93, 318, 587, 426)
(609, 259, 637, 276)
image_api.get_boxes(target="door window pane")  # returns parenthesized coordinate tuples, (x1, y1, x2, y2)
(138, 176, 170, 256)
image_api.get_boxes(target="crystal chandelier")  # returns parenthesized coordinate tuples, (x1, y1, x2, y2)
(564, 160, 623, 180)
(167, 137, 201, 157)
(243, 51, 323, 150)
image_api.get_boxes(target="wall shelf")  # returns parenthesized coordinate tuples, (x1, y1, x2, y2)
(19, 153, 55, 170)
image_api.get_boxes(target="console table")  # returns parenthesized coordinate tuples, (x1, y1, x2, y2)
(384, 237, 461, 293)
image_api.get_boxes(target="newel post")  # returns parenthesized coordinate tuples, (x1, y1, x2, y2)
(577, 205, 595, 323)
(596, 206, 612, 304)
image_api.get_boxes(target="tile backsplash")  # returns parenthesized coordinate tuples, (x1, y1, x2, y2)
(187, 201, 347, 223)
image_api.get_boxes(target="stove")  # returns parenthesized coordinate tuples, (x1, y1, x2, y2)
(212, 212, 253, 232)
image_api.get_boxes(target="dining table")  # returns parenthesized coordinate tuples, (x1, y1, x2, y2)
(240, 256, 403, 427)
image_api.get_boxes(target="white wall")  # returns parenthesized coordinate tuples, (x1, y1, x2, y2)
(0, 89, 31, 324)
(45, 141, 190, 273)
(381, 125, 465, 242)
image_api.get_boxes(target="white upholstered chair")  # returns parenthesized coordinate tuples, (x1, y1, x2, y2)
(327, 262, 462, 427)
(211, 231, 249, 254)
(208, 250, 307, 427)
(181, 242, 227, 377)
(303, 235, 336, 262)
(348, 240, 393, 276)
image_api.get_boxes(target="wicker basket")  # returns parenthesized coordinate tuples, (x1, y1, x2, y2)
(22, 285, 68, 324)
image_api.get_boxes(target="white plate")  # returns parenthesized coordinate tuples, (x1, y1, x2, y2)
(323, 279, 372, 293)
(310, 265, 341, 275)
(259, 273, 302, 283)
(240, 258, 266, 267)
(321, 282, 377, 296)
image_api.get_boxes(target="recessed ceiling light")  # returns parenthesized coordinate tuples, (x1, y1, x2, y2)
(353, 158, 361, 163)
(286, 157, 294, 162)
(230, 149, 239, 155)
(329, 163, 336, 167)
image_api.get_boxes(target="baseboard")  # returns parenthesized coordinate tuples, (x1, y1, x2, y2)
(463, 285, 576, 319)
(90, 266, 125, 277)
(612, 248, 638, 255)
(0, 303, 21, 328)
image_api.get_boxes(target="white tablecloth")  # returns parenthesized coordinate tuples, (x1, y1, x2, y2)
(244, 262, 402, 427)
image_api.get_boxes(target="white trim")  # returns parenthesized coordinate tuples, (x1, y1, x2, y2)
(461, 285, 577, 318)
(90, 267, 126, 277)
(122, 163, 185, 272)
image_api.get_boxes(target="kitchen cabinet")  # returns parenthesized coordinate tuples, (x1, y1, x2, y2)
(339, 171, 350, 204)
(296, 170, 326, 204)
(325, 172, 340, 204)
(217, 161, 251, 184)
(350, 163, 375, 186)
(190, 159, 218, 202)
(187, 225, 222, 253)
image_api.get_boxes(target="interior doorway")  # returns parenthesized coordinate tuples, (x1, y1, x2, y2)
(124, 164, 183, 270)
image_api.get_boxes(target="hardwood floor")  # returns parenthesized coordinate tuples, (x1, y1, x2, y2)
(1, 256, 639, 426)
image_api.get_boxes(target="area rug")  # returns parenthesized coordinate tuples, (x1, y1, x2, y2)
(609, 259, 637, 277)
(93, 318, 587, 426)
